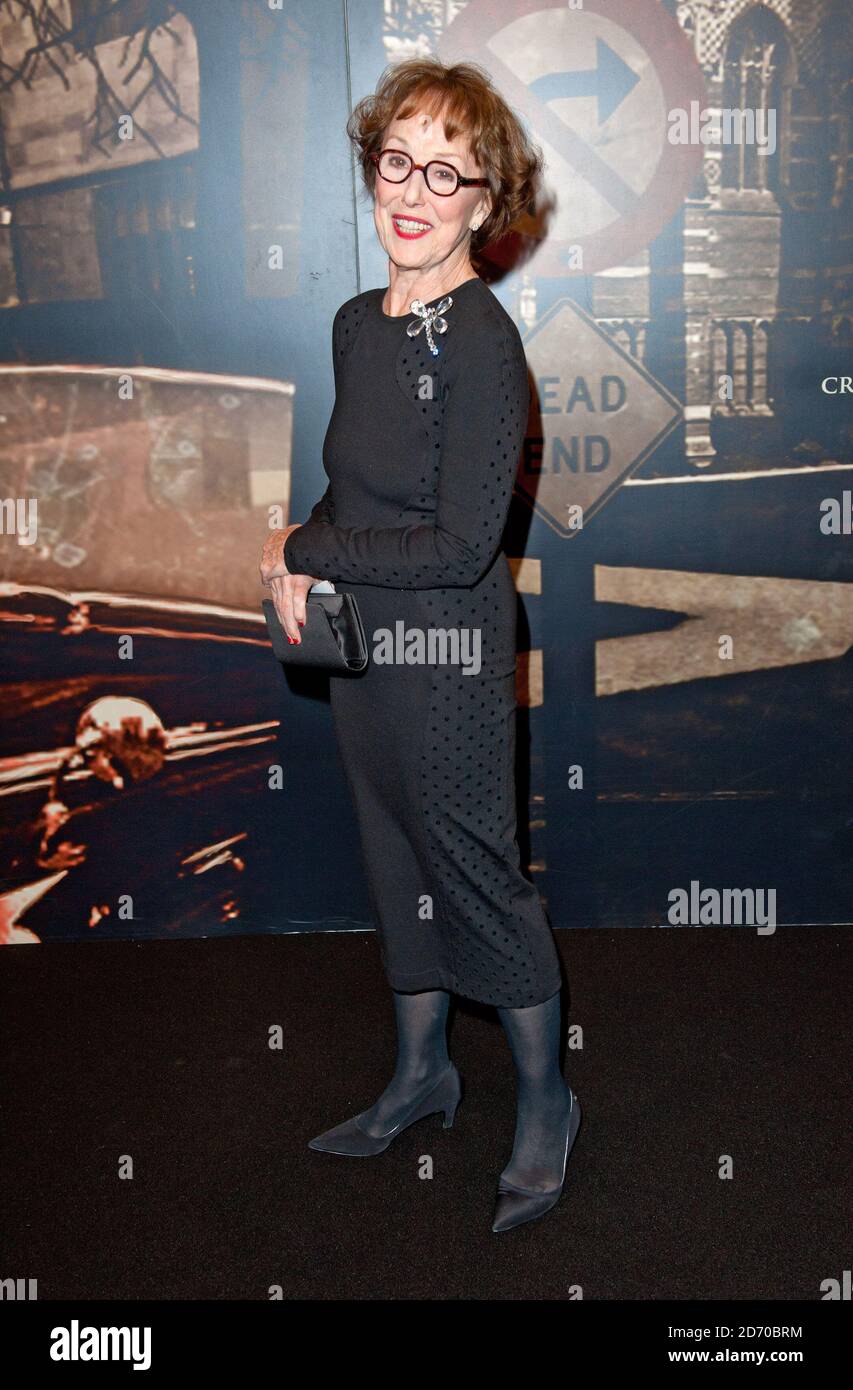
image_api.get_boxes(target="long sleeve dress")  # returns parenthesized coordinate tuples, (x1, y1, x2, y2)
(284, 275, 562, 1008)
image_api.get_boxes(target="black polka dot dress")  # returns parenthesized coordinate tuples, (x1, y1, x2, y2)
(284, 276, 562, 1008)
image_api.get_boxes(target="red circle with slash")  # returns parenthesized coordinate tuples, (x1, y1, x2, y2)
(438, 0, 707, 275)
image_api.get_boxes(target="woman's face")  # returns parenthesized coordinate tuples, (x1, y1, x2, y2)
(372, 107, 491, 273)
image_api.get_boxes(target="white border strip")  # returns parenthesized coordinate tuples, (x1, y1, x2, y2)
(627, 462, 853, 485)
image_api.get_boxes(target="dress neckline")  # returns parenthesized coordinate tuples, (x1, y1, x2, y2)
(376, 275, 481, 321)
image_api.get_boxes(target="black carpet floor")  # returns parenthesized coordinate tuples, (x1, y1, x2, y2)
(1, 925, 850, 1301)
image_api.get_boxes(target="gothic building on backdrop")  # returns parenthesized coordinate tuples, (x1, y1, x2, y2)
(673, 0, 852, 461)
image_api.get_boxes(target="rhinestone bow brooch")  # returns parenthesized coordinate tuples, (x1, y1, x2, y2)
(406, 295, 453, 357)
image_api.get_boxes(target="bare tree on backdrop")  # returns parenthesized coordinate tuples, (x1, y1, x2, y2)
(0, 0, 203, 159)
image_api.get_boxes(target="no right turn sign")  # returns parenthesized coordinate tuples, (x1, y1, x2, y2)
(440, 0, 706, 274)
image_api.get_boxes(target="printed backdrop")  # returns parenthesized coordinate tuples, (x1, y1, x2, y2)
(0, 0, 850, 943)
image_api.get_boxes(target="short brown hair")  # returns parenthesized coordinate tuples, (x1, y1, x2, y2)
(347, 56, 543, 256)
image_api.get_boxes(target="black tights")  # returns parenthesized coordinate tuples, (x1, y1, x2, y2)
(360, 987, 572, 1188)
(359, 989, 451, 1136)
(496, 990, 573, 1190)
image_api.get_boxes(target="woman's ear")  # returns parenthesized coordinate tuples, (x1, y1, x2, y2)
(471, 192, 492, 233)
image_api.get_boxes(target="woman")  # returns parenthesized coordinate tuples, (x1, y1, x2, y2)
(260, 57, 581, 1233)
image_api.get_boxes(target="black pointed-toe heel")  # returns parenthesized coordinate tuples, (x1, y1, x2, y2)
(307, 1063, 462, 1157)
(491, 1090, 581, 1234)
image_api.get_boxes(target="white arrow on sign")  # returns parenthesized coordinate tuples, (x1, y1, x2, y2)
(519, 298, 681, 535)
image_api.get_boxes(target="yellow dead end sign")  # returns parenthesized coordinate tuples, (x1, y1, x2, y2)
(518, 298, 682, 536)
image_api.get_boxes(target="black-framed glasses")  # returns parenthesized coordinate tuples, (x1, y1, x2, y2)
(370, 148, 489, 197)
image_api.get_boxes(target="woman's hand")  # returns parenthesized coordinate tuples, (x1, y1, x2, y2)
(267, 572, 319, 644)
(260, 527, 321, 644)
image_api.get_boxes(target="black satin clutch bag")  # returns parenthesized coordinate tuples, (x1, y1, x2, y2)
(262, 593, 369, 673)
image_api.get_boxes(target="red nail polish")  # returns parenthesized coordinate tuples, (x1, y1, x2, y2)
(287, 636, 295, 645)
(298, 621, 305, 627)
